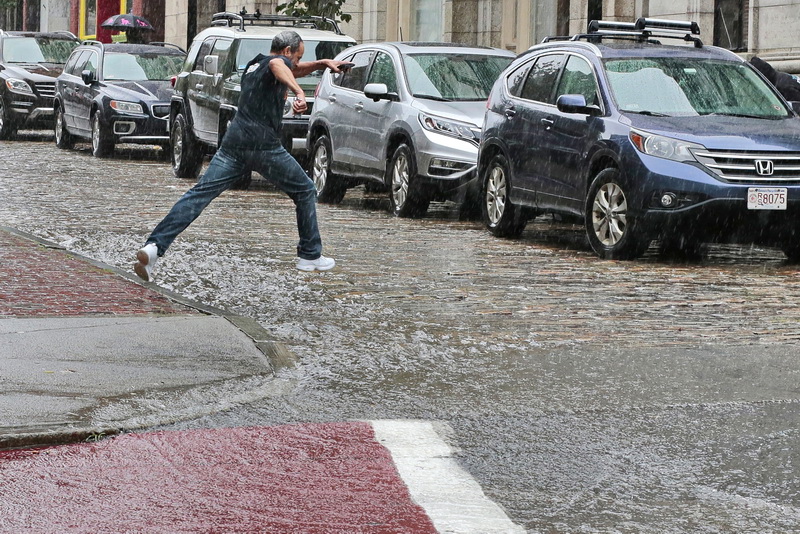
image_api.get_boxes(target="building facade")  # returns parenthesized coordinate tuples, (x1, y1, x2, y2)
(14, 0, 800, 73)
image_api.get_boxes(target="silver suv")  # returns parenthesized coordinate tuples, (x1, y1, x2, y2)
(170, 11, 356, 179)
(307, 42, 514, 217)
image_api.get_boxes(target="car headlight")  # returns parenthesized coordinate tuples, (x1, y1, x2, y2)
(110, 100, 144, 114)
(629, 129, 703, 162)
(5, 78, 34, 95)
(419, 113, 480, 142)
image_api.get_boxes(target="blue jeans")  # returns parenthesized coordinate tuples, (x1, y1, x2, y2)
(147, 144, 323, 260)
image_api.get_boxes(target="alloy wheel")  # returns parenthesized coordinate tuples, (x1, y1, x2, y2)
(172, 121, 184, 166)
(486, 165, 507, 226)
(591, 182, 628, 246)
(391, 153, 409, 209)
(312, 142, 328, 193)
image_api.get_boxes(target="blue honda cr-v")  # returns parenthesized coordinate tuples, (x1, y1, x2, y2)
(479, 18, 800, 260)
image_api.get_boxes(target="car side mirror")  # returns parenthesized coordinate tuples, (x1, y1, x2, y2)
(203, 55, 219, 76)
(81, 69, 96, 85)
(364, 82, 397, 102)
(556, 94, 600, 115)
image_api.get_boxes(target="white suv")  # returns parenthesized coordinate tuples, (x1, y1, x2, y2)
(170, 11, 356, 180)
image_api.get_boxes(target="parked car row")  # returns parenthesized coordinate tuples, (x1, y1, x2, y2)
(310, 18, 800, 261)
(4, 16, 800, 261)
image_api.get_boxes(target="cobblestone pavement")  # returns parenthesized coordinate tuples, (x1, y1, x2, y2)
(3, 135, 800, 532)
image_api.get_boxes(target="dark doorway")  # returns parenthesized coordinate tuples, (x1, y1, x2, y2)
(714, 0, 745, 51)
(588, 0, 603, 28)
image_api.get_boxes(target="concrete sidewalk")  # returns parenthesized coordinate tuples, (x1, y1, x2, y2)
(0, 226, 293, 450)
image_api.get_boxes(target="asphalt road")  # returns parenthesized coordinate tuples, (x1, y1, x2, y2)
(2, 134, 799, 533)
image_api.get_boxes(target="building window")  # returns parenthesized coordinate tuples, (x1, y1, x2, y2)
(714, 0, 745, 51)
(411, 0, 442, 41)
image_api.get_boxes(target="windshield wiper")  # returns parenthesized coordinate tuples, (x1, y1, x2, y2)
(413, 94, 452, 102)
(620, 109, 670, 117)
(702, 112, 774, 119)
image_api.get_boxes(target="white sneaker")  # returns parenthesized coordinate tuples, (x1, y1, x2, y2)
(296, 255, 336, 272)
(134, 243, 159, 281)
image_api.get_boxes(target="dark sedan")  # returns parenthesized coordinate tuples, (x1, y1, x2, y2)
(54, 42, 185, 157)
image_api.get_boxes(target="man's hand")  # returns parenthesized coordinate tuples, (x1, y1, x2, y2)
(323, 59, 355, 74)
(292, 94, 308, 115)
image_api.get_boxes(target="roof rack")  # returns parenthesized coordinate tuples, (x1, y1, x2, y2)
(147, 42, 187, 54)
(210, 10, 343, 35)
(543, 17, 703, 48)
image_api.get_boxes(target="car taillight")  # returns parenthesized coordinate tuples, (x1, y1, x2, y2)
(314, 82, 320, 98)
(170, 76, 177, 88)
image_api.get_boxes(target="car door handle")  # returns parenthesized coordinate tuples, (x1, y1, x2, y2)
(541, 118, 554, 128)
(195, 83, 203, 90)
(355, 102, 364, 112)
(503, 105, 516, 119)
(328, 95, 337, 103)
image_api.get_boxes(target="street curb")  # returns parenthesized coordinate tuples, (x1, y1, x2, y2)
(1, 226, 298, 373)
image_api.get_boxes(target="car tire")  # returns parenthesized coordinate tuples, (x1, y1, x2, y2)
(387, 143, 429, 218)
(310, 134, 346, 204)
(171, 113, 204, 179)
(91, 112, 114, 157)
(481, 153, 527, 237)
(54, 106, 74, 149)
(585, 168, 650, 260)
(0, 99, 18, 140)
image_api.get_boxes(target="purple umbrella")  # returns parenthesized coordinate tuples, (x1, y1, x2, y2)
(101, 14, 154, 31)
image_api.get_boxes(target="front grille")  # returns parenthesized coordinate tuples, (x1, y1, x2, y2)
(151, 105, 170, 119)
(35, 81, 55, 98)
(693, 149, 800, 184)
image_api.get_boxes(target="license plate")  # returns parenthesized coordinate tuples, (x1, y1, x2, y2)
(747, 188, 787, 210)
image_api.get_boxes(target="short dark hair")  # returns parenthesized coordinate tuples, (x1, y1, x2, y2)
(271, 31, 303, 54)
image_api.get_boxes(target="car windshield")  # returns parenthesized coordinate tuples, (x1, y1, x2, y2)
(236, 38, 353, 82)
(605, 57, 789, 118)
(103, 52, 184, 81)
(2, 36, 77, 64)
(403, 53, 512, 101)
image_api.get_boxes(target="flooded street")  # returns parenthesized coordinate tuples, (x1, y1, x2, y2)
(2, 134, 799, 532)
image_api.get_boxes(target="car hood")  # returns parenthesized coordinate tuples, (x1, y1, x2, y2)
(2, 62, 64, 80)
(623, 113, 800, 151)
(104, 80, 173, 102)
(411, 99, 487, 128)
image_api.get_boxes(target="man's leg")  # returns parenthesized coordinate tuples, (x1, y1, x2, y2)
(134, 147, 248, 280)
(254, 145, 324, 261)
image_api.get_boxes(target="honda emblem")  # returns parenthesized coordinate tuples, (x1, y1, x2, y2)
(754, 160, 774, 176)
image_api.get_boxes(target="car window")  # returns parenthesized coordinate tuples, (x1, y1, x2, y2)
(339, 51, 374, 91)
(103, 52, 184, 81)
(67, 50, 91, 75)
(520, 54, 565, 104)
(193, 38, 215, 71)
(235, 39, 273, 71)
(506, 61, 532, 98)
(211, 38, 233, 70)
(555, 55, 599, 106)
(83, 51, 99, 75)
(2, 36, 77, 63)
(605, 57, 789, 118)
(367, 52, 398, 93)
(403, 53, 513, 101)
(63, 49, 84, 75)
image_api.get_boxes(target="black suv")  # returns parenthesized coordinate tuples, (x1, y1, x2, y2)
(169, 11, 356, 179)
(53, 41, 185, 157)
(0, 30, 79, 139)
